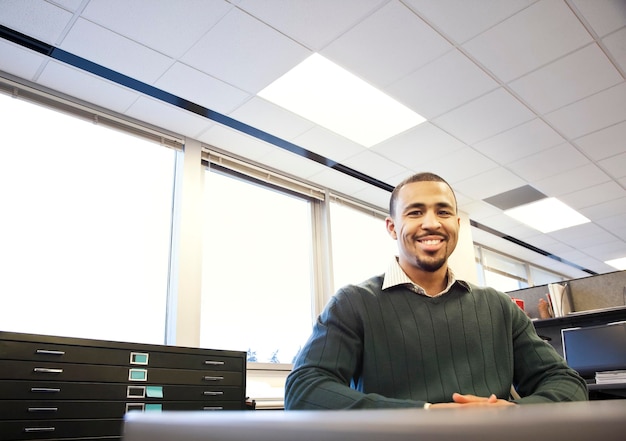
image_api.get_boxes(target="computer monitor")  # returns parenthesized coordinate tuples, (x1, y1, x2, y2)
(561, 321, 626, 379)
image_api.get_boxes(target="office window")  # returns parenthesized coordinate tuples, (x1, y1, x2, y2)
(329, 201, 396, 293)
(478, 248, 529, 291)
(0, 93, 176, 343)
(530, 266, 564, 285)
(201, 168, 315, 363)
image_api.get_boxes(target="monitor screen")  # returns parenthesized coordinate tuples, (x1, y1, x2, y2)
(561, 321, 626, 378)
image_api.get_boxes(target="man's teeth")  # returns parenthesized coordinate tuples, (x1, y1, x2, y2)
(419, 239, 441, 245)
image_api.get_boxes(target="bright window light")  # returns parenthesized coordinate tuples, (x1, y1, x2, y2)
(504, 197, 591, 233)
(258, 54, 426, 147)
(605, 257, 626, 270)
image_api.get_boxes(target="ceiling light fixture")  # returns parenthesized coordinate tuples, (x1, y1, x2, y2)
(504, 197, 591, 233)
(605, 257, 626, 271)
(258, 53, 426, 147)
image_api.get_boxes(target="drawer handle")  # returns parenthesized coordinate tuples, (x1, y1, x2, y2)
(33, 368, 63, 374)
(31, 387, 61, 393)
(203, 376, 224, 381)
(204, 360, 225, 366)
(36, 349, 66, 356)
(24, 427, 56, 433)
(28, 407, 58, 412)
(203, 406, 224, 410)
(203, 391, 224, 396)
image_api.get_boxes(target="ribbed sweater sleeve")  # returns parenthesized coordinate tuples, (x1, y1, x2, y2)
(284, 275, 588, 409)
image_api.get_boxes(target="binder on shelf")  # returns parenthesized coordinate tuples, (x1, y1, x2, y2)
(547, 283, 572, 317)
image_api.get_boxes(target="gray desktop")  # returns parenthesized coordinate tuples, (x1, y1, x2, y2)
(123, 400, 626, 441)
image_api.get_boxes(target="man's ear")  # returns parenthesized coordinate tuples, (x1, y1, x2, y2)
(385, 216, 397, 240)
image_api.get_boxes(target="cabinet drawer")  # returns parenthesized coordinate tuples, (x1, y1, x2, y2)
(0, 380, 244, 402)
(0, 418, 122, 441)
(0, 340, 244, 371)
(0, 401, 126, 420)
(0, 400, 245, 420)
(0, 333, 245, 370)
(0, 360, 243, 386)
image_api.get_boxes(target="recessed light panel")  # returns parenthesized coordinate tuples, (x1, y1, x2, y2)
(605, 257, 626, 271)
(504, 197, 591, 233)
(258, 54, 426, 147)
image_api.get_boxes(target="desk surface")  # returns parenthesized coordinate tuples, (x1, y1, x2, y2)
(123, 400, 626, 441)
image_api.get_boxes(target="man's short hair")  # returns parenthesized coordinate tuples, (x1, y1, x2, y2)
(389, 172, 457, 217)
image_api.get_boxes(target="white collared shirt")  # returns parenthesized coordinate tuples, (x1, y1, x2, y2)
(381, 256, 462, 297)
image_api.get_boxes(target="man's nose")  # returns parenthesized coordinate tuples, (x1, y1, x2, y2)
(421, 211, 441, 229)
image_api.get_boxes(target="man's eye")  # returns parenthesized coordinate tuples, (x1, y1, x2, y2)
(407, 211, 422, 216)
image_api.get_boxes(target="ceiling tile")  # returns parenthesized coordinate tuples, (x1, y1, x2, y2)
(385, 49, 499, 119)
(507, 143, 589, 182)
(321, 1, 452, 88)
(198, 124, 275, 163)
(574, 120, 626, 160)
(508, 43, 622, 114)
(472, 118, 564, 164)
(420, 147, 498, 183)
(155, 63, 250, 115)
(433, 88, 535, 144)
(580, 237, 626, 260)
(598, 151, 626, 179)
(59, 18, 174, 84)
(125, 96, 211, 139)
(547, 223, 617, 249)
(256, 147, 332, 181)
(544, 82, 626, 139)
(602, 27, 626, 74)
(458, 200, 502, 221)
(0, 39, 46, 81)
(229, 97, 314, 142)
(370, 122, 466, 170)
(236, 0, 386, 51)
(462, 0, 592, 82)
(560, 181, 626, 212)
(307, 168, 369, 195)
(484, 213, 532, 232)
(386, 170, 421, 187)
(291, 127, 366, 163)
(0, 0, 73, 45)
(403, 0, 535, 43)
(455, 167, 527, 200)
(49, 0, 83, 10)
(38, 61, 140, 113)
(569, 0, 626, 37)
(351, 185, 394, 211)
(180, 8, 310, 93)
(341, 150, 406, 182)
(533, 163, 610, 196)
(82, 0, 232, 58)
(578, 195, 626, 222)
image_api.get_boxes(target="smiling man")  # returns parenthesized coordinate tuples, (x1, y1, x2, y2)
(285, 172, 588, 410)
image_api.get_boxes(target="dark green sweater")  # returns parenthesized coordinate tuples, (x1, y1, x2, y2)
(284, 275, 588, 409)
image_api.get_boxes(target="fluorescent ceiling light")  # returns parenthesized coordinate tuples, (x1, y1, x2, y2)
(605, 257, 626, 271)
(504, 197, 591, 233)
(258, 54, 426, 147)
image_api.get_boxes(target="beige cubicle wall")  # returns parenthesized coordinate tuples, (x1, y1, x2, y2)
(508, 271, 626, 319)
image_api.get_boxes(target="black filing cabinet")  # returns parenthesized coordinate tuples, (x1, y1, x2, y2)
(0, 331, 247, 440)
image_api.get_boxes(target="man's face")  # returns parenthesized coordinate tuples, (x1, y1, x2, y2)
(386, 181, 460, 273)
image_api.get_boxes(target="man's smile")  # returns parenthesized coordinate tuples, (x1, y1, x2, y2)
(416, 236, 446, 252)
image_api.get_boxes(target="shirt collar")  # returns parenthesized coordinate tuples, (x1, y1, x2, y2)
(382, 256, 470, 297)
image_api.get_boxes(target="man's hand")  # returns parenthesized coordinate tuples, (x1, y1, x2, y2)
(429, 393, 517, 408)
